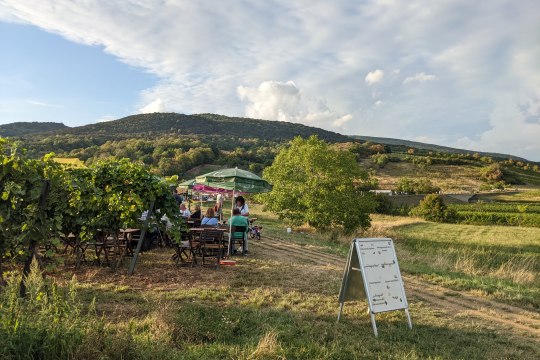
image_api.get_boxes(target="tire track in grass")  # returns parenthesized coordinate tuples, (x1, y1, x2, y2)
(252, 235, 540, 338)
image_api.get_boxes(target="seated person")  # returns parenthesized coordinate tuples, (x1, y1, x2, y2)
(235, 195, 250, 217)
(179, 203, 191, 218)
(189, 204, 202, 219)
(201, 207, 219, 226)
(228, 208, 250, 255)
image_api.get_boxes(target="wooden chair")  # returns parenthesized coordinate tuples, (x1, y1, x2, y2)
(229, 225, 247, 256)
(198, 229, 224, 267)
(172, 231, 196, 267)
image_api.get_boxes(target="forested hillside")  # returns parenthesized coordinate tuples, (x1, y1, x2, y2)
(352, 135, 529, 162)
(8, 113, 349, 176)
(3, 112, 540, 190)
(0, 122, 68, 137)
(55, 113, 350, 142)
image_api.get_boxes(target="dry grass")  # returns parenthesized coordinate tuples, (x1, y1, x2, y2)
(373, 162, 485, 192)
(248, 330, 285, 360)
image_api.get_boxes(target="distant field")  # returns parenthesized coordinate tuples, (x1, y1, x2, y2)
(370, 162, 485, 193)
(52, 157, 85, 168)
(478, 189, 540, 202)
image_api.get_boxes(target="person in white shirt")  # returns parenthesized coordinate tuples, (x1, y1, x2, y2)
(235, 196, 249, 217)
(215, 193, 224, 220)
(179, 203, 191, 217)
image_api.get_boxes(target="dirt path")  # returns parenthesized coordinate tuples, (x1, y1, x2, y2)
(252, 236, 540, 339)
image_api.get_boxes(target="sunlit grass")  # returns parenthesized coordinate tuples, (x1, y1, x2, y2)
(249, 205, 540, 309)
(4, 202, 540, 358)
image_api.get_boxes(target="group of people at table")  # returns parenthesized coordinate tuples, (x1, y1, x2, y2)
(173, 190, 251, 255)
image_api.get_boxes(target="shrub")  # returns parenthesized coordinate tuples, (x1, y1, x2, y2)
(370, 153, 390, 168)
(480, 163, 503, 181)
(395, 177, 440, 194)
(410, 194, 456, 222)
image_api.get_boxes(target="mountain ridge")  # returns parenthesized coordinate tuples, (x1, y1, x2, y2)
(1, 113, 535, 163)
(352, 135, 530, 162)
(0, 121, 68, 137)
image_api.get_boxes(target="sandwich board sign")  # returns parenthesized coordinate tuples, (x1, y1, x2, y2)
(337, 238, 412, 336)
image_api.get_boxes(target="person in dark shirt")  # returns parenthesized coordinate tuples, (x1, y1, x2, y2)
(173, 189, 182, 205)
(189, 204, 202, 219)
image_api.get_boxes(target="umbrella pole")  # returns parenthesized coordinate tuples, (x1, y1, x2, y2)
(228, 190, 235, 256)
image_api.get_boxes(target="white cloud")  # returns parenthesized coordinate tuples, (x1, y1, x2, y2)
(375, 100, 383, 107)
(27, 100, 63, 108)
(365, 70, 384, 85)
(0, 0, 539, 160)
(403, 72, 436, 85)
(139, 98, 166, 113)
(454, 95, 540, 159)
(97, 114, 116, 123)
(237, 80, 351, 129)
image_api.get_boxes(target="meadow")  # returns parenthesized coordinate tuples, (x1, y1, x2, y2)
(2, 203, 539, 359)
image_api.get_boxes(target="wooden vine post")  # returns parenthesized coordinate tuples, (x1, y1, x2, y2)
(20, 179, 50, 297)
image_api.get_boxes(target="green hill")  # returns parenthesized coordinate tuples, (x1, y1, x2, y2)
(54, 113, 350, 143)
(3, 113, 539, 189)
(352, 135, 529, 162)
(0, 122, 68, 137)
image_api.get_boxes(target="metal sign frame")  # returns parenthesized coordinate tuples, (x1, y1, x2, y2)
(337, 238, 412, 336)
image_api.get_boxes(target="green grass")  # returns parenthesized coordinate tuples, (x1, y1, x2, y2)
(5, 250, 536, 359)
(2, 205, 540, 359)
(250, 205, 540, 309)
(478, 189, 540, 202)
(389, 221, 540, 308)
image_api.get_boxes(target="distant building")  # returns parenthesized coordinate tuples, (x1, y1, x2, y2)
(370, 190, 394, 196)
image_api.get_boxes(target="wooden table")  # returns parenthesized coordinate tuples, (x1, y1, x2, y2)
(120, 228, 141, 257)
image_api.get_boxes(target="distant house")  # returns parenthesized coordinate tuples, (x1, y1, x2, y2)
(370, 190, 394, 196)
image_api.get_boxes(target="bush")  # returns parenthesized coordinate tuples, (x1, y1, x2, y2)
(480, 163, 503, 181)
(395, 177, 440, 194)
(370, 153, 390, 168)
(0, 263, 89, 359)
(410, 194, 456, 222)
(454, 211, 540, 227)
(373, 194, 411, 216)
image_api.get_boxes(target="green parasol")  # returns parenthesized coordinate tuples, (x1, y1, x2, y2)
(196, 167, 272, 256)
(178, 178, 197, 189)
(195, 168, 272, 194)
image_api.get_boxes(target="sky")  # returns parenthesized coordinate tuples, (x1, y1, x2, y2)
(0, 1, 539, 161)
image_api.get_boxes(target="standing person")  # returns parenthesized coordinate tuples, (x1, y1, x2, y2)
(235, 195, 249, 217)
(228, 208, 249, 255)
(173, 189, 182, 205)
(215, 193, 224, 220)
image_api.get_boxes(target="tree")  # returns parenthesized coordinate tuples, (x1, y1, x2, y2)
(410, 194, 456, 222)
(480, 163, 503, 181)
(260, 136, 375, 235)
(394, 177, 440, 194)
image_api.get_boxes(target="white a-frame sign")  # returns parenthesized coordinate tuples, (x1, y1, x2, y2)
(337, 238, 412, 336)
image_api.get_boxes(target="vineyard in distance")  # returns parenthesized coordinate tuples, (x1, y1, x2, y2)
(1, 113, 540, 359)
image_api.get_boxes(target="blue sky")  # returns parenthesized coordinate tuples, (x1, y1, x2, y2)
(0, 0, 539, 161)
(0, 21, 156, 123)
